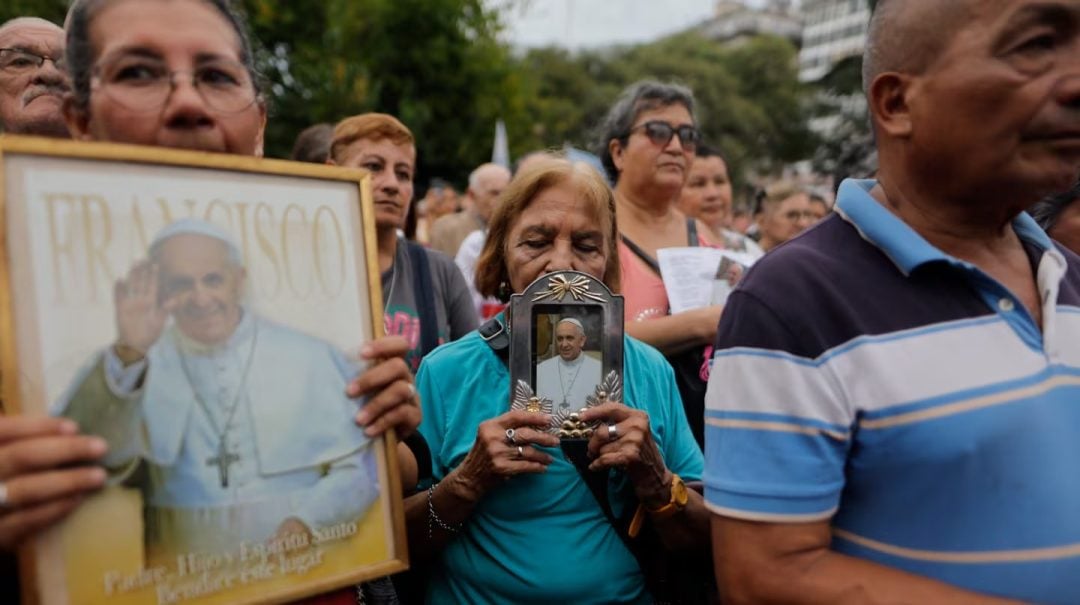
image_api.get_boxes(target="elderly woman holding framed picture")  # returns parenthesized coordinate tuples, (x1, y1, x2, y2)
(408, 155, 709, 604)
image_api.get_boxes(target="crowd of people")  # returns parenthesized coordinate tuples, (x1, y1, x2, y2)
(1, 0, 1079, 603)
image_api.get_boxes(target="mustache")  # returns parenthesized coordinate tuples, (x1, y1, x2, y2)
(23, 82, 68, 105)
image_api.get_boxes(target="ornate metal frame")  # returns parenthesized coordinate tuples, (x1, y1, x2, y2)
(507, 270, 624, 438)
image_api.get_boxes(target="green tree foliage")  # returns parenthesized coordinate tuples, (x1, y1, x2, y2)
(516, 33, 817, 190)
(3, 0, 524, 187)
(3, 1, 817, 189)
(810, 54, 876, 183)
(242, 0, 525, 185)
(0, 2, 68, 24)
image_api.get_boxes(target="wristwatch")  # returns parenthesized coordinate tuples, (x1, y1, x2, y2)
(647, 473, 688, 520)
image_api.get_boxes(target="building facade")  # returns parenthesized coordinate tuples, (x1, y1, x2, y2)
(698, 1, 802, 47)
(798, 0, 870, 82)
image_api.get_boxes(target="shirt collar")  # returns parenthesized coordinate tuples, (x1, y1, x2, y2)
(835, 179, 1055, 276)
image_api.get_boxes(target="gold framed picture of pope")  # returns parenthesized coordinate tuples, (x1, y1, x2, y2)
(0, 136, 407, 605)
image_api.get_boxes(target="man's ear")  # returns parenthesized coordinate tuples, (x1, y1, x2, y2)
(868, 72, 914, 139)
(62, 96, 93, 141)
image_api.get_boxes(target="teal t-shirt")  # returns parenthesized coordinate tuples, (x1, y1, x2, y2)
(416, 331, 704, 605)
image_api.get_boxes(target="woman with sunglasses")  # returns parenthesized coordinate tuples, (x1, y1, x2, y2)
(598, 80, 721, 447)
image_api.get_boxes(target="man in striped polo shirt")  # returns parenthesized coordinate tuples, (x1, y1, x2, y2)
(705, 0, 1080, 603)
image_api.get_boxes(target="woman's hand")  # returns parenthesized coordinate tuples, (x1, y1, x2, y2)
(581, 403, 671, 509)
(0, 417, 108, 551)
(450, 410, 559, 501)
(683, 304, 724, 345)
(347, 336, 421, 438)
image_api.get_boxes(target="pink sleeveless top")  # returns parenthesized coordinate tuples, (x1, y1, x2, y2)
(618, 224, 718, 323)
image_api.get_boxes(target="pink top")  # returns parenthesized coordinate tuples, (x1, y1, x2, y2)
(619, 241, 671, 322)
(619, 228, 718, 323)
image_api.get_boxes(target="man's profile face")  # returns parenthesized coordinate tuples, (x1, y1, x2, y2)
(906, 0, 1080, 200)
(471, 166, 511, 223)
(157, 234, 245, 345)
(0, 19, 68, 137)
(555, 321, 586, 362)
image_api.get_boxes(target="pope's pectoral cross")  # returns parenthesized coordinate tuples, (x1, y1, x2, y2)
(206, 442, 240, 488)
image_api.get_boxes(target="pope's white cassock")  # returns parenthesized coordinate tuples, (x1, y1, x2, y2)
(56, 311, 378, 558)
(535, 353, 602, 411)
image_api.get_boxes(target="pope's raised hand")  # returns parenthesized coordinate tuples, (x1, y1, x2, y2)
(113, 262, 176, 362)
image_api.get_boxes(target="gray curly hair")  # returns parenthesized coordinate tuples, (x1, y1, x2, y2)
(594, 80, 696, 183)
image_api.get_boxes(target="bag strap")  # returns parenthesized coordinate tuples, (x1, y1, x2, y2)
(478, 316, 509, 361)
(620, 218, 700, 278)
(686, 218, 700, 247)
(620, 234, 661, 276)
(404, 240, 440, 359)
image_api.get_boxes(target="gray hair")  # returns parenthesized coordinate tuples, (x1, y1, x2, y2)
(595, 80, 696, 183)
(1030, 180, 1080, 232)
(861, 0, 971, 96)
(0, 16, 62, 37)
(468, 163, 510, 190)
(65, 0, 263, 114)
(861, 0, 889, 95)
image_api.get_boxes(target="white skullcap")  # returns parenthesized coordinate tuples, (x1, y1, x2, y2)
(557, 317, 585, 334)
(149, 218, 243, 265)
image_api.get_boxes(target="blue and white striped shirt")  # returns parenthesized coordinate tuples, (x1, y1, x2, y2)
(705, 179, 1080, 603)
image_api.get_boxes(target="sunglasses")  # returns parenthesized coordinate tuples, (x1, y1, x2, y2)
(628, 121, 700, 151)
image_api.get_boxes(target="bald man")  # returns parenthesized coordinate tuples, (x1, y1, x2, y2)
(431, 163, 511, 257)
(451, 163, 512, 318)
(0, 17, 68, 137)
(706, 1, 1080, 603)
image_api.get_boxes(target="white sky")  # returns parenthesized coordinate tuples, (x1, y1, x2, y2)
(492, 0, 771, 50)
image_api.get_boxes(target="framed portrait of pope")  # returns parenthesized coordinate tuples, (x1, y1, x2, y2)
(0, 136, 407, 605)
(507, 270, 624, 439)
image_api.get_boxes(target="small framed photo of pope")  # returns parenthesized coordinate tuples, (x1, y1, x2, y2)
(507, 270, 624, 437)
(0, 136, 407, 604)
(533, 311, 603, 414)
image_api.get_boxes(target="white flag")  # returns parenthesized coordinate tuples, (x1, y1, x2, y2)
(492, 119, 510, 169)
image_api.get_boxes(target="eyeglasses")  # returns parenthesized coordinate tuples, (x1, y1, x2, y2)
(628, 121, 700, 151)
(90, 56, 257, 114)
(0, 48, 65, 73)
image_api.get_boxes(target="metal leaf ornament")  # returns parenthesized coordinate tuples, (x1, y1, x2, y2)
(585, 371, 623, 408)
(510, 380, 553, 415)
(532, 273, 605, 303)
(552, 371, 624, 439)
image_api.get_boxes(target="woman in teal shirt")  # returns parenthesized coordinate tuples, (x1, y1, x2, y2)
(409, 156, 709, 604)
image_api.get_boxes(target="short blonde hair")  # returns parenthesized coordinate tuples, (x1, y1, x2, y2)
(756, 181, 809, 215)
(476, 155, 620, 299)
(330, 113, 414, 163)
